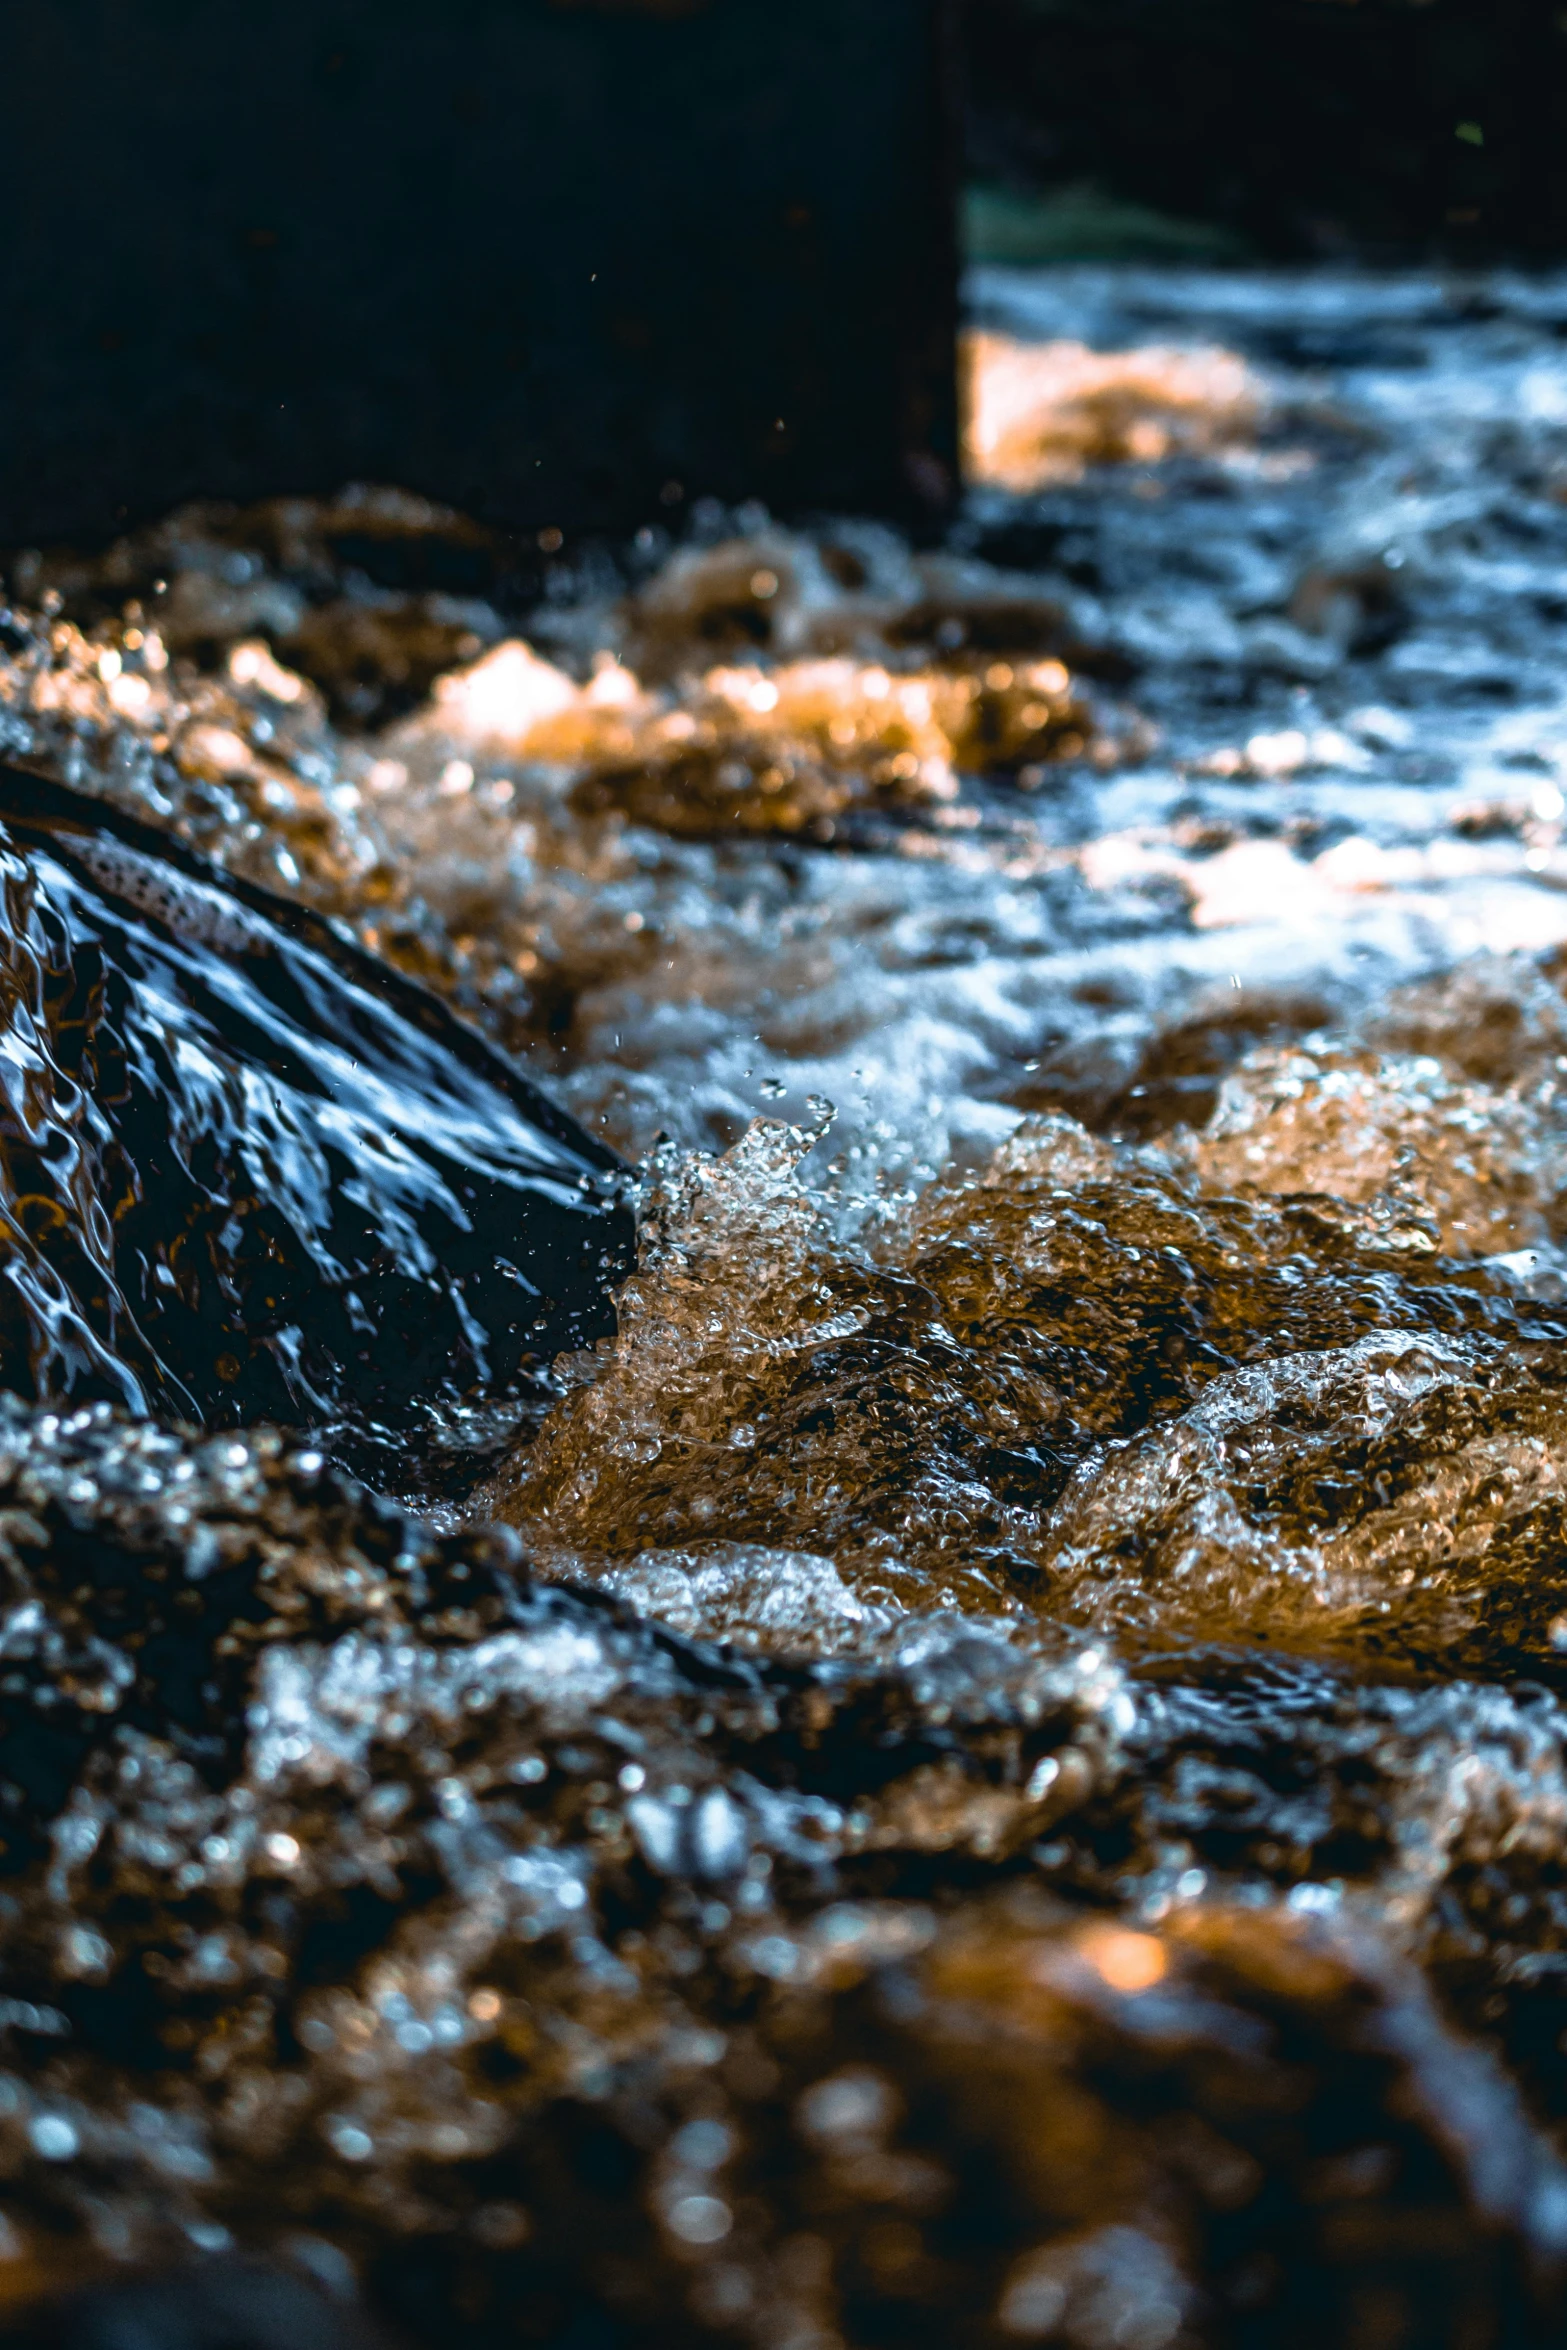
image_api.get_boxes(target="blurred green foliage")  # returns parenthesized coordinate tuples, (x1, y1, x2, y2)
(964, 182, 1250, 264)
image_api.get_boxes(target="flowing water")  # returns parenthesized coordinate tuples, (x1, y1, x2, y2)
(4, 266, 1567, 2344)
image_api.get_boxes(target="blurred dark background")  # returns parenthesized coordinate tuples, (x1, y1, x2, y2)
(0, 0, 959, 549)
(964, 0, 1567, 263)
(2, 0, 1565, 555)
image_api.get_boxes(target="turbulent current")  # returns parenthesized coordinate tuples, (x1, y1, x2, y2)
(3, 267, 1567, 2344)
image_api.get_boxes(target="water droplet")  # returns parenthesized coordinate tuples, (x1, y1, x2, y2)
(29, 2115, 78, 2162)
(667, 2194, 732, 2245)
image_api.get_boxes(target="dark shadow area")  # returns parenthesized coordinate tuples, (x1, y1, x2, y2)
(965, 0, 1567, 262)
(0, 0, 959, 549)
(4, 2260, 392, 2350)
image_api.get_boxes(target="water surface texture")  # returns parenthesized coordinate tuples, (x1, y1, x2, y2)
(4, 268, 1567, 2345)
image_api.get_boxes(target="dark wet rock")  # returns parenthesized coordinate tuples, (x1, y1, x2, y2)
(0, 770, 632, 1498)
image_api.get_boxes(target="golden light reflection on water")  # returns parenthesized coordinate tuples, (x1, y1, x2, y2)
(1075, 1927, 1168, 1994)
(962, 331, 1268, 490)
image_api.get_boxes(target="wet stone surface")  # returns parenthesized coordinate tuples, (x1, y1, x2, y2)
(1, 269, 1567, 2341)
(0, 772, 630, 1501)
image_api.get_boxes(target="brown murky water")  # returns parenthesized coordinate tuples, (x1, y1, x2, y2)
(5, 268, 1567, 2345)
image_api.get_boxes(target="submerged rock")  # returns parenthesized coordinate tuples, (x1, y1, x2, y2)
(0, 769, 632, 1498)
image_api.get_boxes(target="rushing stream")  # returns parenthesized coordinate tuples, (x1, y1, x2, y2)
(4, 266, 1567, 2345)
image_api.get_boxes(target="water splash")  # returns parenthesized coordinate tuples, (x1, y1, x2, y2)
(3, 266, 1567, 2342)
